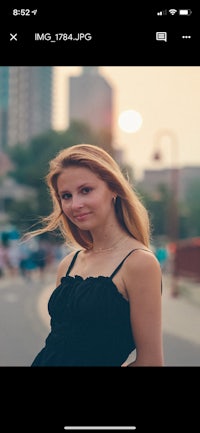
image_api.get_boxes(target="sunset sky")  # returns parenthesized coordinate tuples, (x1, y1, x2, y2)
(52, 66, 200, 180)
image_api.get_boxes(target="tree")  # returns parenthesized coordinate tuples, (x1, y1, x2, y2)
(137, 183, 171, 240)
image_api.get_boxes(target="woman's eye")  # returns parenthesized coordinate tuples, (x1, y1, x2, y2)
(61, 193, 71, 200)
(82, 187, 91, 194)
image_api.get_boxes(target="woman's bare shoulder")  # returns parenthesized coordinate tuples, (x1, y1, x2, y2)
(124, 248, 162, 291)
(56, 249, 79, 284)
(58, 249, 76, 267)
(127, 248, 161, 269)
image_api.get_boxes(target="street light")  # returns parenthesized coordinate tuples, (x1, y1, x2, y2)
(152, 129, 179, 296)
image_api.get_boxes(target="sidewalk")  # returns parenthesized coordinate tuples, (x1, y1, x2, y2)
(162, 274, 200, 346)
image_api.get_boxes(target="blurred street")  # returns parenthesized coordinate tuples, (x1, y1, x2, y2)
(0, 267, 56, 366)
(162, 274, 200, 365)
(0, 269, 200, 366)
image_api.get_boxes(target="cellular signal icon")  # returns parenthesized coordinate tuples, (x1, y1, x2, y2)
(169, 9, 178, 15)
(157, 10, 167, 15)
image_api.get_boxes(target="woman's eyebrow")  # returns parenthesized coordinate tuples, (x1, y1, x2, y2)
(59, 183, 92, 194)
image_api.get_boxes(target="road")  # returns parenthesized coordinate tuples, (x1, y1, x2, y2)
(162, 273, 200, 365)
(0, 270, 53, 366)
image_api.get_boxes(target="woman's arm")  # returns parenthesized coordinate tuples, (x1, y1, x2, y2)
(122, 250, 164, 366)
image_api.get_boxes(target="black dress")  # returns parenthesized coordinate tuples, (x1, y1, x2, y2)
(31, 249, 144, 366)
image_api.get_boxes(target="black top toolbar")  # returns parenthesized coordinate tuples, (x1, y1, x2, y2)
(1, 6, 198, 65)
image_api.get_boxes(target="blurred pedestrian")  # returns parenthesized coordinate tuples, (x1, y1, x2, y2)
(6, 240, 21, 276)
(31, 241, 47, 280)
(27, 143, 163, 366)
(155, 244, 169, 272)
(0, 242, 7, 278)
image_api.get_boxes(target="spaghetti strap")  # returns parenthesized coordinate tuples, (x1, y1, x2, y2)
(66, 250, 81, 276)
(110, 248, 153, 279)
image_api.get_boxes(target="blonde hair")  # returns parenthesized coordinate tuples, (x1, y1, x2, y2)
(25, 144, 150, 248)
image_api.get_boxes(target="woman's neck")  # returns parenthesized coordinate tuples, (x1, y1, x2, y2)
(90, 228, 130, 253)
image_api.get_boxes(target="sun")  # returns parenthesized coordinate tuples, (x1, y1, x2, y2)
(118, 110, 143, 133)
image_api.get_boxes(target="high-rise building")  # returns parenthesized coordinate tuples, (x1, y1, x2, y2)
(0, 67, 9, 150)
(1, 66, 53, 148)
(68, 67, 114, 154)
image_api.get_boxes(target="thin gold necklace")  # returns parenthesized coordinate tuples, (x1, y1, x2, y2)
(91, 235, 128, 254)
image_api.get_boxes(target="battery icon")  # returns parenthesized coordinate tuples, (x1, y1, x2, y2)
(179, 9, 192, 15)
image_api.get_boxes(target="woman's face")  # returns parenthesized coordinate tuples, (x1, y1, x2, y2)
(57, 166, 115, 231)
(57, 167, 115, 231)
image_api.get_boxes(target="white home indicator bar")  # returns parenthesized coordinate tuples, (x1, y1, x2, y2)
(64, 428, 136, 430)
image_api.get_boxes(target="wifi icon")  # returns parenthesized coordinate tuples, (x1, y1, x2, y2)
(169, 9, 177, 15)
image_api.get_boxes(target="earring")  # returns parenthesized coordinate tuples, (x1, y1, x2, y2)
(113, 196, 117, 205)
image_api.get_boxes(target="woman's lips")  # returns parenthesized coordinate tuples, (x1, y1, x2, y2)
(74, 212, 91, 221)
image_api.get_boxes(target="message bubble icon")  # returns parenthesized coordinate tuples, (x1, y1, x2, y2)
(156, 32, 167, 42)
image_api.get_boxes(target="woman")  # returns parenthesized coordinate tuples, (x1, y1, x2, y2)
(29, 143, 164, 366)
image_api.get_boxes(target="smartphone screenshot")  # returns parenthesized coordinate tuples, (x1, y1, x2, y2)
(0, 5, 198, 432)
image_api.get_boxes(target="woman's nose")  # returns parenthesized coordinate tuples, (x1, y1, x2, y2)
(71, 195, 83, 210)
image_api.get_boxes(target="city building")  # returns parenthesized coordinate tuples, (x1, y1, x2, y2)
(0, 66, 53, 149)
(138, 166, 200, 201)
(0, 66, 54, 224)
(0, 67, 9, 151)
(68, 67, 114, 154)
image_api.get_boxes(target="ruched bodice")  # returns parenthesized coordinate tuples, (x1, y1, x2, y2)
(31, 249, 147, 366)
